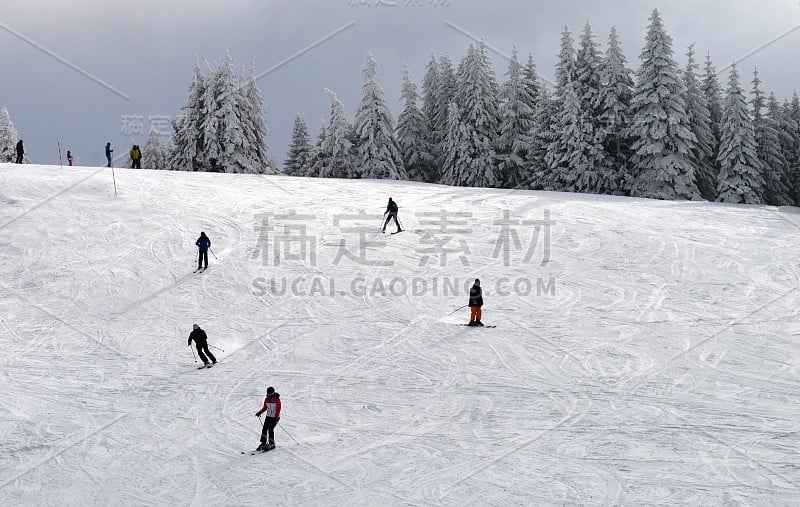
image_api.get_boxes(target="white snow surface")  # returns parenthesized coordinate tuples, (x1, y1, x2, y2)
(1, 164, 800, 506)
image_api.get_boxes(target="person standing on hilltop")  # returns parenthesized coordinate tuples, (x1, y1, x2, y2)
(382, 197, 402, 234)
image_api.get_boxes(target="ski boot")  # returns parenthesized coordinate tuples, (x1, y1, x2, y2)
(475, 320, 485, 327)
(266, 442, 276, 451)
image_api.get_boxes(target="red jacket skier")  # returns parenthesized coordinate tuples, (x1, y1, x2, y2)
(255, 387, 281, 451)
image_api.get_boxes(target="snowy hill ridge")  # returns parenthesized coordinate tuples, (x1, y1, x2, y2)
(1, 164, 799, 505)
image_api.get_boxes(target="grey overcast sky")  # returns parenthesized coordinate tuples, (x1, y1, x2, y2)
(1, 0, 798, 167)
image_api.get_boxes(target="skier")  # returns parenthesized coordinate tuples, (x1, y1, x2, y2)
(195, 231, 211, 270)
(130, 144, 142, 169)
(468, 278, 484, 327)
(15, 139, 24, 164)
(67, 150, 73, 166)
(255, 386, 281, 451)
(382, 197, 402, 233)
(188, 323, 217, 368)
(105, 142, 113, 167)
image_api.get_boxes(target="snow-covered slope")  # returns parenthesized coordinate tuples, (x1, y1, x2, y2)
(1, 164, 799, 506)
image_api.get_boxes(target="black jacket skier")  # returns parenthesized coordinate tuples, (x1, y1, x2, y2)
(468, 279, 484, 326)
(15, 140, 24, 164)
(188, 324, 216, 367)
(382, 197, 402, 233)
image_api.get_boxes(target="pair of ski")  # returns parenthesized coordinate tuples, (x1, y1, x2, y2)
(462, 324, 497, 328)
(242, 445, 275, 455)
(193, 267, 208, 273)
(197, 363, 215, 369)
(381, 230, 404, 235)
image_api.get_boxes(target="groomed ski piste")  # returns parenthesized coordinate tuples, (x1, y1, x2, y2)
(1, 164, 799, 505)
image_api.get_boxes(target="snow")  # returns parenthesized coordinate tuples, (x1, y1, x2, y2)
(1, 163, 800, 505)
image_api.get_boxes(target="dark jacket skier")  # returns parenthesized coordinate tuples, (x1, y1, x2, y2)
(195, 232, 211, 270)
(255, 387, 281, 451)
(382, 197, 402, 233)
(468, 279, 484, 327)
(105, 142, 113, 167)
(188, 323, 216, 367)
(15, 140, 24, 164)
(67, 150, 73, 166)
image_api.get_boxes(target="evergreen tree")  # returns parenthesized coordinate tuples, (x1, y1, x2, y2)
(551, 78, 605, 193)
(213, 53, 250, 173)
(629, 10, 700, 200)
(171, 59, 207, 171)
(396, 64, 434, 182)
(449, 41, 500, 187)
(523, 53, 542, 113)
(768, 95, 795, 204)
(0, 107, 21, 163)
(354, 54, 406, 180)
(598, 26, 634, 194)
(432, 53, 458, 173)
(308, 120, 328, 177)
(240, 63, 277, 174)
(421, 53, 440, 171)
(318, 89, 353, 179)
(544, 27, 578, 192)
(285, 115, 312, 176)
(716, 65, 764, 204)
(781, 94, 800, 202)
(143, 126, 172, 170)
(683, 45, 717, 200)
(440, 102, 475, 186)
(497, 46, 536, 188)
(752, 69, 791, 205)
(527, 86, 557, 189)
(703, 53, 724, 150)
(574, 22, 614, 193)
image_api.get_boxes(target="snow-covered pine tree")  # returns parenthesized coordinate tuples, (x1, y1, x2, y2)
(574, 22, 615, 193)
(0, 107, 20, 163)
(171, 59, 207, 170)
(198, 58, 224, 170)
(551, 78, 604, 193)
(523, 53, 542, 114)
(308, 120, 329, 177)
(780, 94, 800, 203)
(496, 46, 536, 188)
(448, 41, 500, 187)
(285, 115, 312, 176)
(433, 53, 458, 172)
(240, 63, 277, 174)
(683, 45, 717, 201)
(213, 53, 250, 173)
(598, 26, 634, 195)
(396, 64, 434, 182)
(527, 86, 557, 189)
(421, 54, 441, 174)
(629, 10, 700, 200)
(767, 95, 795, 204)
(354, 54, 406, 180)
(143, 126, 172, 170)
(544, 26, 578, 192)
(440, 102, 474, 186)
(319, 89, 353, 179)
(751, 69, 791, 205)
(703, 53, 724, 152)
(716, 65, 764, 204)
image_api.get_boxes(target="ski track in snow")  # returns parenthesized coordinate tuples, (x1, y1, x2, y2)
(1, 165, 799, 505)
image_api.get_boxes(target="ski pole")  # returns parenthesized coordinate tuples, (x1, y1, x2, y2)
(189, 344, 197, 363)
(210, 248, 218, 260)
(209, 344, 225, 352)
(449, 304, 468, 315)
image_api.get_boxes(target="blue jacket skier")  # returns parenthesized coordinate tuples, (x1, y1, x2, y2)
(196, 232, 211, 270)
(105, 142, 113, 167)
